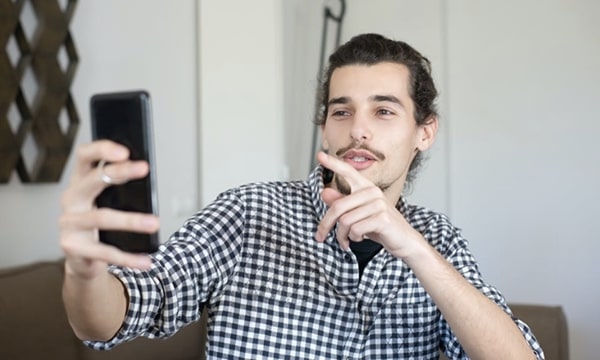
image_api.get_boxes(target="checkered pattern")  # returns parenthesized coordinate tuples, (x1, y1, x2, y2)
(86, 166, 544, 359)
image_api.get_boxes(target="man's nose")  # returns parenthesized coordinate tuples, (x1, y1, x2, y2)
(350, 113, 372, 142)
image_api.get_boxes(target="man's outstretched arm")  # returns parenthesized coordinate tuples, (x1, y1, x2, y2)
(59, 140, 157, 340)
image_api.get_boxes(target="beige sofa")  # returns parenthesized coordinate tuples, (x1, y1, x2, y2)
(0, 259, 568, 359)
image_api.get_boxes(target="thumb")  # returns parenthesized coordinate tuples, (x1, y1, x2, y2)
(321, 188, 344, 206)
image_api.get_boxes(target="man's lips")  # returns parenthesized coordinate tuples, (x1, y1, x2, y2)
(341, 149, 377, 170)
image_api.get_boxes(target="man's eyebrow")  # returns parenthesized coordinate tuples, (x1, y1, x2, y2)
(327, 96, 350, 106)
(371, 94, 405, 107)
(328, 95, 405, 108)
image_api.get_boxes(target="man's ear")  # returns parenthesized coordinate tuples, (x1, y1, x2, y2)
(416, 116, 438, 151)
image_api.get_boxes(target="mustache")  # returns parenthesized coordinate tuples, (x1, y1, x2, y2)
(335, 143, 386, 161)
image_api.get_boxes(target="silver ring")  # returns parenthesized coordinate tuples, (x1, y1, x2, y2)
(97, 159, 115, 185)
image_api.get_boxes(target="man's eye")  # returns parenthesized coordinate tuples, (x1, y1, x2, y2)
(331, 110, 350, 117)
(377, 109, 394, 116)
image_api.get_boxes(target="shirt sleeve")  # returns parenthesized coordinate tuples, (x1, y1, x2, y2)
(85, 190, 247, 350)
(426, 215, 545, 360)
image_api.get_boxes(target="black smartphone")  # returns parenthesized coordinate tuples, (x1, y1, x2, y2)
(90, 90, 159, 253)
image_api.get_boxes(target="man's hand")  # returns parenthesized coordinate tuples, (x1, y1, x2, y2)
(314, 151, 423, 258)
(59, 140, 157, 278)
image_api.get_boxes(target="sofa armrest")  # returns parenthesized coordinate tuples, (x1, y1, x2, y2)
(510, 303, 569, 360)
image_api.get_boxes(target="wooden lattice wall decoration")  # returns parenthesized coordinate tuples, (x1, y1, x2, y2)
(0, 0, 79, 183)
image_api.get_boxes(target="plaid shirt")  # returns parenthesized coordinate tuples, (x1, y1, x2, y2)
(87, 166, 544, 359)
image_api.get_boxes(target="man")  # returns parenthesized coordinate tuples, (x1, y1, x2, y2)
(60, 33, 544, 359)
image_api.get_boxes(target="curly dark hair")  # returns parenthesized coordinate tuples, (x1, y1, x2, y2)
(314, 33, 439, 188)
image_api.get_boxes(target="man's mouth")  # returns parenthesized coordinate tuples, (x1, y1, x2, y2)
(342, 149, 376, 160)
(346, 155, 371, 162)
(342, 150, 377, 170)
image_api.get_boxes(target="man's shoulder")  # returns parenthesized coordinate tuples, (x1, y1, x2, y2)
(404, 202, 469, 256)
(404, 203, 458, 236)
(404, 202, 446, 221)
(219, 179, 312, 203)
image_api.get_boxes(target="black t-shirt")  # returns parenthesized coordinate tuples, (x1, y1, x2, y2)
(350, 238, 383, 276)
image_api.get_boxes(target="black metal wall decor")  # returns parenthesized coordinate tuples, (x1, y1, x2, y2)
(0, 0, 79, 183)
(310, 0, 346, 171)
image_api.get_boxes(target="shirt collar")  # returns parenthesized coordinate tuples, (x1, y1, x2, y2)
(308, 165, 328, 221)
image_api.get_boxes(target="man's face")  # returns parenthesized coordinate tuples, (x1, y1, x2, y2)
(321, 62, 436, 202)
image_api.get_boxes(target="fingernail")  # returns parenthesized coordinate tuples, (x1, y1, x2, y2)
(142, 216, 159, 229)
(113, 146, 128, 158)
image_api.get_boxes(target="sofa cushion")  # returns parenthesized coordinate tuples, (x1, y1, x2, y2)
(0, 260, 86, 360)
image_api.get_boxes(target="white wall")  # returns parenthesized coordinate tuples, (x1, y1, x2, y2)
(447, 2, 600, 359)
(0, 0, 198, 267)
(198, 0, 285, 205)
(282, 0, 323, 181)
